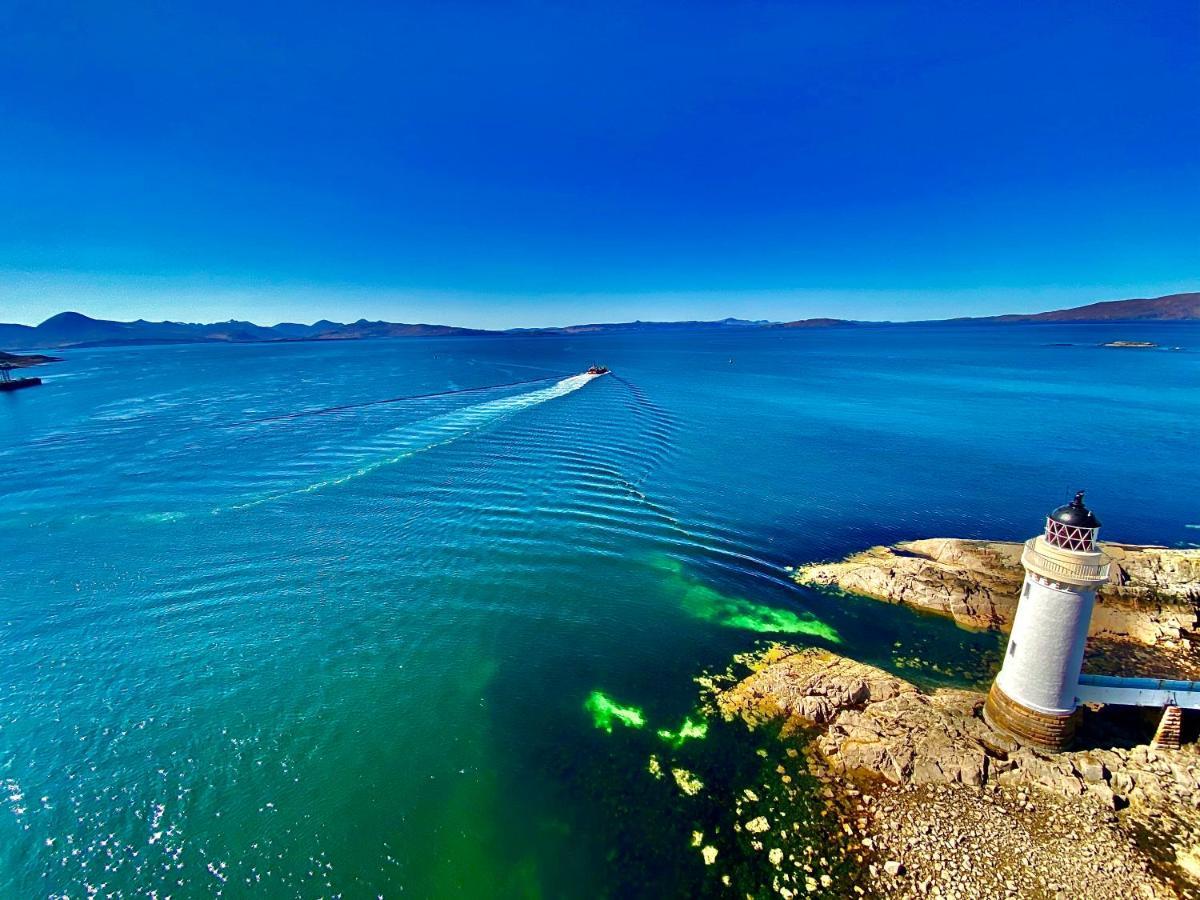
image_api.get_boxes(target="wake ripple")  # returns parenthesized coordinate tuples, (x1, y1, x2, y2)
(223, 373, 601, 511)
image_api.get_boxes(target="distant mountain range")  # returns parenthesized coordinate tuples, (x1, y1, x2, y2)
(508, 317, 773, 335)
(1, 292, 1196, 350)
(972, 291, 1200, 324)
(0, 312, 491, 350)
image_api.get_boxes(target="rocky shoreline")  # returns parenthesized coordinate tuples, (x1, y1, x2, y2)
(0, 351, 62, 368)
(706, 645, 1200, 898)
(792, 539, 1200, 679)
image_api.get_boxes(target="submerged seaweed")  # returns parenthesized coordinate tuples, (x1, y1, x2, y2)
(657, 715, 709, 748)
(652, 556, 841, 642)
(584, 691, 647, 733)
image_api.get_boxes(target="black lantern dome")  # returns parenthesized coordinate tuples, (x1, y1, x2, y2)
(1044, 491, 1101, 551)
(1050, 491, 1101, 529)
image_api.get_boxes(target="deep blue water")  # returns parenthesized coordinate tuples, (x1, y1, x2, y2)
(1, 323, 1197, 896)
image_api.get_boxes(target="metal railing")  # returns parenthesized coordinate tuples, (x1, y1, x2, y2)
(1021, 538, 1110, 584)
(1076, 674, 1200, 710)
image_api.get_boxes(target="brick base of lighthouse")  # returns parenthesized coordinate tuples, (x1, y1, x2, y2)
(983, 683, 1078, 752)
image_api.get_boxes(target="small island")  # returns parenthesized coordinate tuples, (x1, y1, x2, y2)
(0, 351, 63, 367)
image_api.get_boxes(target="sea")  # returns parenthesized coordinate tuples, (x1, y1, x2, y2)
(1, 323, 1197, 897)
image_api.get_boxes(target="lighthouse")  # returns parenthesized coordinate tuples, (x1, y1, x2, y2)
(984, 491, 1111, 750)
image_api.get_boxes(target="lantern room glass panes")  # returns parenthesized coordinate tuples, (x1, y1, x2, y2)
(1044, 518, 1098, 552)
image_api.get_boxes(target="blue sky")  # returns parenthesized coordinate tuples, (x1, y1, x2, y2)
(1, 1, 1197, 328)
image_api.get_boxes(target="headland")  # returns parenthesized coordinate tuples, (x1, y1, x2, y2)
(792, 539, 1200, 679)
(704, 644, 1199, 898)
(675, 536, 1200, 896)
(0, 351, 63, 368)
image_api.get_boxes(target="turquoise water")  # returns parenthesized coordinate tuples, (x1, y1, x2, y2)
(2, 324, 1197, 896)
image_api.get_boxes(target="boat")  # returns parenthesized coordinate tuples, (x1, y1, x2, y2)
(0, 364, 42, 392)
(586, 365, 611, 375)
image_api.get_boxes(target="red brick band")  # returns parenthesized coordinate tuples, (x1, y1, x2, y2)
(983, 682, 1077, 751)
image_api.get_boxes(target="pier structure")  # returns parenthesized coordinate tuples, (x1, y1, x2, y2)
(984, 491, 1199, 751)
(0, 363, 42, 392)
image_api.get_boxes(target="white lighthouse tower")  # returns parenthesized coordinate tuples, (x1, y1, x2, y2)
(984, 491, 1111, 750)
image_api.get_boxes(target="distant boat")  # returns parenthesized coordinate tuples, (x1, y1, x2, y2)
(0, 363, 42, 392)
(586, 364, 610, 375)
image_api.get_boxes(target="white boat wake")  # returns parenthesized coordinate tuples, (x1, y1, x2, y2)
(223, 372, 600, 511)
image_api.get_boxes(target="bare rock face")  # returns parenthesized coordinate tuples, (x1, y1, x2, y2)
(718, 646, 1007, 788)
(714, 646, 1200, 813)
(793, 539, 1199, 644)
(792, 539, 1021, 630)
(713, 645, 1200, 895)
(1101, 544, 1200, 643)
(716, 644, 916, 728)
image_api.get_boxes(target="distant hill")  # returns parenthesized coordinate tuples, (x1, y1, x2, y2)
(969, 292, 1200, 324)
(0, 322, 37, 347)
(0, 311, 494, 349)
(34, 311, 131, 343)
(0, 312, 286, 349)
(270, 319, 346, 338)
(313, 319, 493, 339)
(1, 292, 1195, 351)
(771, 317, 858, 329)
(514, 317, 773, 335)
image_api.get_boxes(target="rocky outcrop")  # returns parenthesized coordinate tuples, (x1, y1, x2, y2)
(793, 539, 1022, 630)
(714, 643, 919, 727)
(712, 645, 1200, 897)
(792, 540, 1200, 668)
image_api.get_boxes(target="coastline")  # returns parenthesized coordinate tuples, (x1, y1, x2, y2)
(0, 351, 63, 368)
(791, 539, 1200, 679)
(703, 644, 1198, 898)
(682, 538, 1200, 896)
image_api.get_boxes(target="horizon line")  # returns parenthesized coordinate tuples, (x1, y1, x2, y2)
(4, 285, 1198, 332)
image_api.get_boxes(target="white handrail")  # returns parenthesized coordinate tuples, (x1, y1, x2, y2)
(1021, 538, 1110, 584)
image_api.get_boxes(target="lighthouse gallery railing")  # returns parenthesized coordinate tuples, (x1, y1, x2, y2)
(1021, 538, 1110, 585)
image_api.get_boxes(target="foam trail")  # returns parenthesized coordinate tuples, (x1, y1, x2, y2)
(225, 373, 566, 427)
(224, 373, 599, 511)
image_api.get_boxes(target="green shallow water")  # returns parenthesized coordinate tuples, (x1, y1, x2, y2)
(1, 324, 1197, 896)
